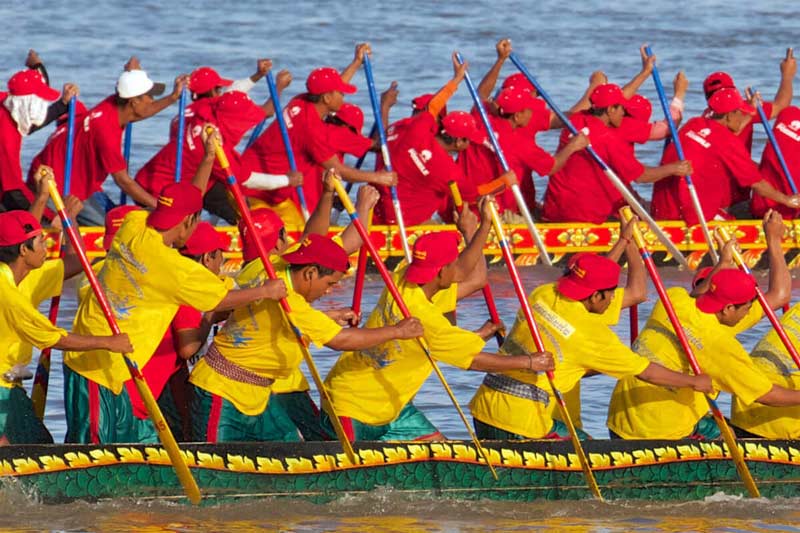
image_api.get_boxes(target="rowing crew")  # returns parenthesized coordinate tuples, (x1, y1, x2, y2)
(2, 149, 800, 444)
(1, 41, 799, 230)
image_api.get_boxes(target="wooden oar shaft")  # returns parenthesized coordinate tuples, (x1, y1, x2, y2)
(753, 90, 798, 194)
(644, 46, 718, 263)
(508, 52, 689, 269)
(208, 133, 358, 466)
(486, 200, 602, 500)
(455, 52, 552, 266)
(332, 178, 498, 480)
(622, 207, 760, 498)
(46, 180, 201, 505)
(362, 54, 412, 263)
(716, 226, 800, 369)
(448, 180, 505, 346)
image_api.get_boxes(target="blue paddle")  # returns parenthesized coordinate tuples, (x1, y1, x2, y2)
(645, 46, 718, 263)
(508, 52, 689, 268)
(174, 87, 188, 183)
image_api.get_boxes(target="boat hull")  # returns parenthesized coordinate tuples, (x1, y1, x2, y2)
(2, 438, 799, 504)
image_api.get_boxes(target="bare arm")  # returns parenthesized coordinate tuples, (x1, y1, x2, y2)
(468, 351, 554, 372)
(761, 209, 792, 309)
(322, 155, 396, 187)
(548, 133, 589, 175)
(636, 362, 712, 393)
(340, 43, 370, 83)
(130, 76, 187, 123)
(260, 69, 291, 118)
(110, 170, 157, 208)
(54, 333, 132, 353)
(325, 317, 423, 351)
(477, 39, 511, 102)
(451, 202, 488, 299)
(211, 280, 287, 312)
(452, 197, 493, 284)
(635, 160, 693, 184)
(175, 320, 214, 360)
(751, 180, 800, 210)
(770, 48, 796, 118)
(550, 71, 607, 129)
(757, 383, 800, 407)
(621, 46, 655, 99)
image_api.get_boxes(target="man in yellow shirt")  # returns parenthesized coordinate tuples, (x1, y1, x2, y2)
(323, 198, 554, 441)
(0, 210, 132, 444)
(64, 180, 287, 444)
(608, 210, 799, 440)
(470, 218, 712, 440)
(191, 233, 423, 442)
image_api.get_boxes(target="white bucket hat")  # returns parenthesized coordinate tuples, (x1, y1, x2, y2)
(116, 69, 166, 99)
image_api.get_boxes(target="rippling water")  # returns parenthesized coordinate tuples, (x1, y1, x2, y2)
(2, 0, 799, 530)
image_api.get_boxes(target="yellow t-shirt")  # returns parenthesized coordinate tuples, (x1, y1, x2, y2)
(65, 211, 228, 394)
(469, 283, 646, 438)
(607, 287, 774, 439)
(0, 261, 67, 388)
(730, 303, 800, 438)
(324, 272, 481, 426)
(190, 258, 342, 415)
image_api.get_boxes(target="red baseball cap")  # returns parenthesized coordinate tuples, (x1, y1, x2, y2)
(306, 67, 357, 95)
(282, 234, 349, 273)
(590, 84, 628, 108)
(708, 88, 755, 116)
(180, 221, 231, 256)
(0, 210, 42, 246)
(623, 94, 653, 122)
(147, 182, 203, 231)
(691, 266, 715, 289)
(189, 67, 233, 95)
(703, 71, 735, 98)
(334, 103, 364, 132)
(696, 269, 757, 313)
(501, 72, 535, 92)
(412, 93, 447, 119)
(496, 86, 538, 115)
(441, 111, 486, 145)
(405, 232, 460, 285)
(7, 70, 60, 100)
(103, 205, 140, 250)
(239, 208, 285, 262)
(556, 253, 621, 300)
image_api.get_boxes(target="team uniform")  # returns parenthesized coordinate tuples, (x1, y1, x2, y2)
(650, 117, 763, 225)
(542, 112, 644, 223)
(751, 106, 800, 219)
(470, 284, 639, 439)
(190, 257, 341, 442)
(607, 287, 770, 440)
(64, 210, 228, 443)
(324, 268, 480, 441)
(731, 303, 800, 439)
(0, 259, 64, 444)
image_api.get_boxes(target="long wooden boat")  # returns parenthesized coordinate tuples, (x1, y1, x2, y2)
(45, 219, 800, 270)
(2, 438, 800, 504)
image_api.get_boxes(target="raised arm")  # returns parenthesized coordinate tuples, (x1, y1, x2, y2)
(340, 43, 370, 83)
(621, 45, 656, 99)
(770, 48, 796, 118)
(477, 39, 512, 102)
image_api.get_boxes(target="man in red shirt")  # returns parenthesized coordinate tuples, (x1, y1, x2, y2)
(541, 83, 692, 223)
(28, 61, 186, 225)
(752, 106, 800, 218)
(0, 65, 78, 213)
(240, 44, 396, 227)
(455, 85, 588, 218)
(652, 89, 800, 224)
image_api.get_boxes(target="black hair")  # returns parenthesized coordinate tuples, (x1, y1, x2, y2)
(306, 93, 323, 104)
(0, 224, 37, 264)
(589, 106, 609, 117)
(114, 95, 131, 107)
(325, 114, 358, 135)
(437, 131, 458, 144)
(289, 262, 337, 277)
(733, 297, 757, 310)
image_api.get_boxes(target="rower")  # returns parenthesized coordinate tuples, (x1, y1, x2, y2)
(63, 130, 288, 444)
(190, 228, 423, 443)
(607, 210, 800, 440)
(0, 207, 132, 444)
(27, 57, 184, 225)
(469, 217, 711, 441)
(541, 83, 693, 223)
(240, 43, 397, 227)
(454, 39, 588, 220)
(650, 89, 800, 225)
(135, 62, 291, 224)
(323, 197, 553, 442)
(751, 106, 800, 219)
(0, 51, 78, 214)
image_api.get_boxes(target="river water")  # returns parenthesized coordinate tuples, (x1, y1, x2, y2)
(2, 0, 799, 530)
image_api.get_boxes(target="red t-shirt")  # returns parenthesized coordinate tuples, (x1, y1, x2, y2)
(0, 101, 29, 203)
(617, 117, 652, 145)
(125, 305, 203, 419)
(28, 96, 126, 201)
(136, 92, 265, 196)
(373, 112, 464, 226)
(326, 123, 371, 161)
(651, 116, 763, 225)
(752, 106, 800, 218)
(240, 95, 336, 212)
(542, 112, 644, 223)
